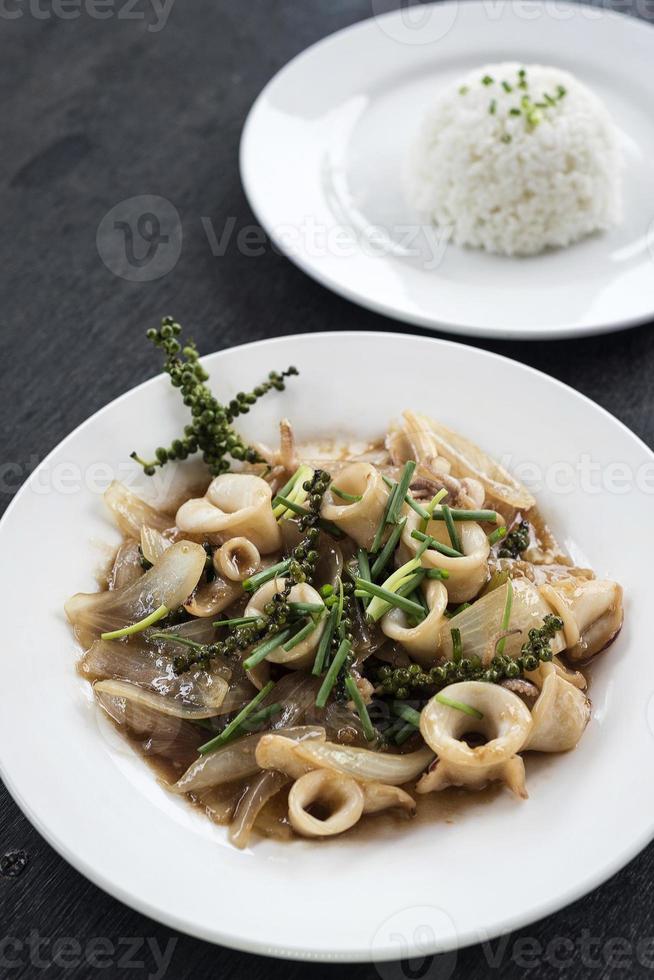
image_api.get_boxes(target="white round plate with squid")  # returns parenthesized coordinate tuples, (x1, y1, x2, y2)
(0, 331, 650, 962)
(240, 1, 654, 339)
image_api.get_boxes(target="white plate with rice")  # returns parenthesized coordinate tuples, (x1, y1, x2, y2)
(240, 1, 654, 339)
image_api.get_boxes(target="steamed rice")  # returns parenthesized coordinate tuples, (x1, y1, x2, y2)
(407, 63, 622, 257)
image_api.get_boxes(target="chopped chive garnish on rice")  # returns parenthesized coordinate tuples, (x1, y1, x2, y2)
(502, 80, 513, 92)
(489, 99, 497, 115)
(459, 84, 469, 95)
(482, 75, 494, 86)
(501, 133, 512, 143)
(509, 107, 521, 116)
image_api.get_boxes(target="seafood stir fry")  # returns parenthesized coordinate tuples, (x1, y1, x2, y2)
(66, 320, 624, 847)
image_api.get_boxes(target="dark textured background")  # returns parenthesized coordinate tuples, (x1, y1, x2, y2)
(2, 1, 654, 976)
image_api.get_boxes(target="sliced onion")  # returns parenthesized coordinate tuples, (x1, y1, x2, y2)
(141, 525, 172, 566)
(94, 678, 227, 720)
(173, 726, 326, 794)
(419, 417, 535, 511)
(105, 480, 174, 538)
(95, 686, 202, 772)
(80, 638, 231, 710)
(439, 579, 566, 662)
(108, 539, 144, 591)
(155, 618, 220, 645)
(229, 770, 290, 849)
(65, 540, 207, 636)
(291, 740, 434, 786)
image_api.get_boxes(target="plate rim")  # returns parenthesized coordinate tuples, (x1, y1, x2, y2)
(1, 329, 653, 961)
(240, 0, 654, 341)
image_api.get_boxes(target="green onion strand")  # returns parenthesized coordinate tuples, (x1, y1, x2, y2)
(198, 681, 275, 754)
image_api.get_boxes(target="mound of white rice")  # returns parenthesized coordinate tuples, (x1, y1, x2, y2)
(406, 63, 622, 256)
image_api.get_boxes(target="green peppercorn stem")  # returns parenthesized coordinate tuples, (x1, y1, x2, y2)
(132, 317, 299, 478)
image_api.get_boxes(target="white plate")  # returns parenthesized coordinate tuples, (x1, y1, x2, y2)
(240, 2, 654, 340)
(0, 331, 652, 962)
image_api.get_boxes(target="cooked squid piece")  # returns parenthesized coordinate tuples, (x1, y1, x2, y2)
(523, 664, 591, 752)
(418, 682, 533, 797)
(539, 578, 623, 662)
(214, 537, 261, 582)
(176, 473, 282, 554)
(321, 462, 390, 549)
(401, 510, 490, 603)
(65, 540, 207, 636)
(289, 770, 365, 838)
(360, 782, 416, 815)
(244, 580, 326, 669)
(381, 580, 449, 667)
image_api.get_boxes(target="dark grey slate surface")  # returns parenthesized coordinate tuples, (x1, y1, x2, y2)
(2, 1, 654, 976)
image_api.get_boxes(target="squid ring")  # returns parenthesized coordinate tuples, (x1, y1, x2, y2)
(176, 473, 282, 554)
(244, 580, 326, 669)
(214, 537, 261, 582)
(381, 580, 449, 666)
(321, 462, 390, 550)
(401, 511, 490, 604)
(288, 770, 365, 838)
(417, 681, 532, 797)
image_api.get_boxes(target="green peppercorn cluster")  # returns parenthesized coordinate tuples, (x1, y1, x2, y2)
(376, 613, 563, 699)
(170, 470, 332, 674)
(498, 520, 530, 559)
(131, 317, 298, 477)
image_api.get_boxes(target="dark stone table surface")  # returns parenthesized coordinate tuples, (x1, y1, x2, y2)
(2, 1, 654, 976)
